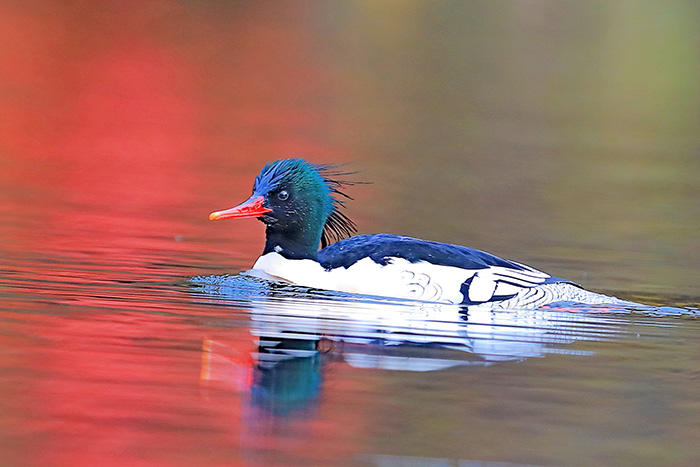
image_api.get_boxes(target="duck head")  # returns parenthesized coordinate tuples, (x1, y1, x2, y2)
(209, 158, 357, 260)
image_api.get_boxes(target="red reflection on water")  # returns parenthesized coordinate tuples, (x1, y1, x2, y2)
(0, 0, 345, 268)
(0, 2, 370, 465)
(1, 4, 205, 292)
(26, 319, 252, 466)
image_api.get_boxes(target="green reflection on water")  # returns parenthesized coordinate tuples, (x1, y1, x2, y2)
(314, 1, 700, 296)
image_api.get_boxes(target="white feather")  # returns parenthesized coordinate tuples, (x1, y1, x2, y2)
(252, 253, 475, 303)
(250, 253, 632, 308)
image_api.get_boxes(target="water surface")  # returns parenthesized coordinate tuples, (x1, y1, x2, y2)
(1, 2, 700, 466)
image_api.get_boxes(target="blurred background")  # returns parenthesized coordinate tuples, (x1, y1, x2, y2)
(2, 1, 700, 296)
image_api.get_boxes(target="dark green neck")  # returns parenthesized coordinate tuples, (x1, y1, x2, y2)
(263, 224, 321, 260)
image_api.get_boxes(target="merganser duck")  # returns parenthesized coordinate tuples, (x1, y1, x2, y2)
(209, 158, 629, 308)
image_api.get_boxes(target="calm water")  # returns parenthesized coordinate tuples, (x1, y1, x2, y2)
(2, 2, 700, 466)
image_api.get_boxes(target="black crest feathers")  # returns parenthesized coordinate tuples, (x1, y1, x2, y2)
(315, 163, 361, 248)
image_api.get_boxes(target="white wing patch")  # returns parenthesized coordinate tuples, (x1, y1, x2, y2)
(251, 253, 551, 305)
(468, 273, 497, 302)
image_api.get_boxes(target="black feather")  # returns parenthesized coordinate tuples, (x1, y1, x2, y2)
(314, 163, 363, 248)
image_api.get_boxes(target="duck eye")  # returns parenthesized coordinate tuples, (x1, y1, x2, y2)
(277, 190, 289, 201)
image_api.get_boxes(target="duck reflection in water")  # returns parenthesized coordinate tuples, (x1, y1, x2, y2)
(195, 274, 627, 416)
